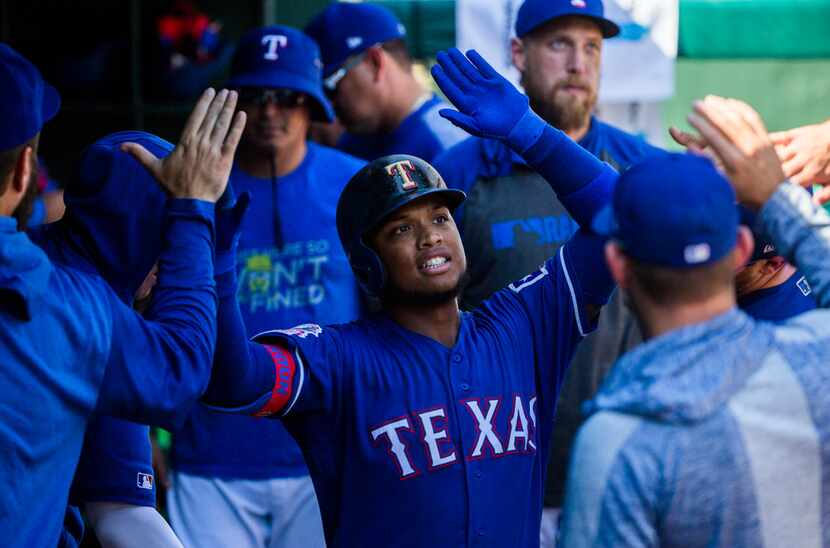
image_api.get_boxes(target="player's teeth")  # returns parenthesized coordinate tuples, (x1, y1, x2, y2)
(423, 257, 448, 269)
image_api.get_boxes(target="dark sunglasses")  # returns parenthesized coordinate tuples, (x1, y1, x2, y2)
(237, 88, 307, 109)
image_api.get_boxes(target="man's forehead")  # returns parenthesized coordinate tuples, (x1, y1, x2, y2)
(383, 195, 451, 223)
(527, 15, 604, 41)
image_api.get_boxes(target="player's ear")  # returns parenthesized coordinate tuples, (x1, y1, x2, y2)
(367, 45, 385, 82)
(733, 226, 754, 270)
(511, 37, 528, 73)
(12, 145, 34, 195)
(605, 241, 629, 289)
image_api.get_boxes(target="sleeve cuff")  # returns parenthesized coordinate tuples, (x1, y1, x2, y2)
(506, 109, 548, 154)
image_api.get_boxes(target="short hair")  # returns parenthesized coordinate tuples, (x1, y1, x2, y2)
(0, 136, 38, 196)
(627, 251, 736, 306)
(381, 39, 412, 70)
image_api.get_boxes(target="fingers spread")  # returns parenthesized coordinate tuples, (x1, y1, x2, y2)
(466, 49, 500, 80)
(436, 50, 473, 94)
(447, 48, 484, 85)
(431, 64, 471, 111)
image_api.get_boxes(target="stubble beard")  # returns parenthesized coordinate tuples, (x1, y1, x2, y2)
(381, 269, 470, 309)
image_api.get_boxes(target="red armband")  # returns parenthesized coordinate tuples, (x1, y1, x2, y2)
(254, 344, 299, 417)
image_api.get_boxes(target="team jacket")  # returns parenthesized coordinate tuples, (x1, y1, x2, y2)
(560, 183, 830, 548)
(0, 197, 216, 546)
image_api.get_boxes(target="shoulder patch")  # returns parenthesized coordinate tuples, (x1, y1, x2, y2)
(796, 276, 811, 297)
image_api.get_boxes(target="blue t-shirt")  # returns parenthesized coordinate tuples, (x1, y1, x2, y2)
(337, 93, 468, 162)
(252, 233, 610, 547)
(739, 272, 816, 322)
(172, 142, 366, 479)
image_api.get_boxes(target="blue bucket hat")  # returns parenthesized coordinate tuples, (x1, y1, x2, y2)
(227, 25, 334, 122)
(515, 0, 620, 39)
(0, 43, 61, 150)
(592, 153, 739, 269)
(305, 3, 406, 83)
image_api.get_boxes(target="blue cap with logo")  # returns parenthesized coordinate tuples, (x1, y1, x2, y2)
(515, 0, 620, 38)
(737, 205, 778, 262)
(592, 153, 739, 269)
(227, 25, 334, 122)
(0, 43, 61, 150)
(305, 3, 406, 82)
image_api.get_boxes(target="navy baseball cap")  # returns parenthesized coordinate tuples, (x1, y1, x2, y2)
(227, 25, 334, 122)
(738, 205, 777, 262)
(592, 153, 739, 269)
(0, 43, 61, 151)
(515, 0, 620, 38)
(305, 3, 406, 81)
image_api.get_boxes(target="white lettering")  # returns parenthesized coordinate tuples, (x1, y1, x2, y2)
(418, 408, 457, 468)
(507, 396, 529, 452)
(261, 34, 288, 60)
(528, 397, 537, 451)
(371, 418, 417, 478)
(466, 399, 504, 457)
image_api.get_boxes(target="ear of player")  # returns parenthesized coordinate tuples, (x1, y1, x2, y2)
(336, 154, 465, 297)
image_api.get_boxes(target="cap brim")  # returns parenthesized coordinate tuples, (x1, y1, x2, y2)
(595, 17, 620, 38)
(591, 204, 618, 237)
(227, 71, 334, 123)
(373, 188, 467, 231)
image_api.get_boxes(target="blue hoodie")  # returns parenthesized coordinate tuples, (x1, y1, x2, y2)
(559, 184, 830, 548)
(1, 131, 218, 546)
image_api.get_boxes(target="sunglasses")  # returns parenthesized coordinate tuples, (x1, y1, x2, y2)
(237, 88, 307, 109)
(323, 51, 369, 94)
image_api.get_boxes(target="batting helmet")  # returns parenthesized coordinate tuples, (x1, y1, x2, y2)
(336, 154, 466, 297)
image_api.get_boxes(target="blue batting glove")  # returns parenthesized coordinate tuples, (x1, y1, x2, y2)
(431, 48, 546, 152)
(215, 191, 250, 275)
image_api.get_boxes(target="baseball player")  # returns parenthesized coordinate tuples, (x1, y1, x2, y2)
(304, 2, 467, 162)
(168, 25, 363, 548)
(196, 48, 617, 547)
(0, 43, 243, 545)
(559, 97, 830, 547)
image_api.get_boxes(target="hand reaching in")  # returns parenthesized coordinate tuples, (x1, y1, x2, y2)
(770, 120, 830, 204)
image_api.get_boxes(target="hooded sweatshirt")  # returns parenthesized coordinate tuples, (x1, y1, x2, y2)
(1, 131, 217, 546)
(559, 183, 830, 548)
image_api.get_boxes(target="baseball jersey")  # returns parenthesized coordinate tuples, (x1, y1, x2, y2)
(172, 142, 365, 479)
(433, 116, 663, 508)
(0, 199, 216, 546)
(738, 272, 816, 321)
(337, 93, 468, 162)
(246, 230, 612, 547)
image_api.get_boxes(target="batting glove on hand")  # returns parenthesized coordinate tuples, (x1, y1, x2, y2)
(432, 48, 535, 147)
(215, 190, 250, 275)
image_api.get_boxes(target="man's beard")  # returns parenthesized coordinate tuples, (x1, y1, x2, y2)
(12, 161, 39, 231)
(524, 76, 597, 134)
(381, 270, 470, 308)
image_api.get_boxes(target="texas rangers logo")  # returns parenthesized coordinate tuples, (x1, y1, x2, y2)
(386, 160, 419, 191)
(571, 0, 587, 7)
(262, 34, 288, 60)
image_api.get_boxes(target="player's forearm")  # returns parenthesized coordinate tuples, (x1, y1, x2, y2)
(200, 268, 277, 412)
(96, 199, 217, 426)
(86, 503, 184, 548)
(507, 111, 617, 228)
(758, 182, 830, 307)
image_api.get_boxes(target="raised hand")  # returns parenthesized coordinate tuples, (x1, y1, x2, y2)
(769, 120, 830, 203)
(122, 88, 246, 203)
(431, 48, 529, 141)
(687, 96, 786, 210)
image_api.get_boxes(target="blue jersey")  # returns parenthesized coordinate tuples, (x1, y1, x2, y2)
(172, 142, 365, 479)
(338, 94, 467, 162)
(246, 233, 611, 547)
(739, 272, 816, 321)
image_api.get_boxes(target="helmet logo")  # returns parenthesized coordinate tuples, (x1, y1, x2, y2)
(385, 160, 418, 191)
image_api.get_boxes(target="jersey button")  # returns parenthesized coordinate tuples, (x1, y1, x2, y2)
(460, 383, 471, 391)
(452, 354, 463, 363)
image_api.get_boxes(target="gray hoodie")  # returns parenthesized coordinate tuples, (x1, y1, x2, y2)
(559, 183, 830, 548)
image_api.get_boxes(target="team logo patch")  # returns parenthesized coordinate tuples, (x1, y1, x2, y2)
(385, 160, 419, 191)
(137, 473, 154, 490)
(274, 323, 323, 339)
(571, 0, 587, 7)
(261, 34, 288, 60)
(346, 36, 364, 49)
(684, 243, 711, 265)
(796, 276, 812, 297)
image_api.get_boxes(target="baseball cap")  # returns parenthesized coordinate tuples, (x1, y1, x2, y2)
(0, 43, 61, 151)
(592, 153, 738, 269)
(227, 25, 334, 122)
(515, 0, 620, 39)
(305, 3, 406, 81)
(738, 205, 777, 262)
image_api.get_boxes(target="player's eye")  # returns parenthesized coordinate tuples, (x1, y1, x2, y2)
(585, 42, 600, 55)
(392, 224, 411, 236)
(549, 39, 569, 51)
(434, 214, 449, 224)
